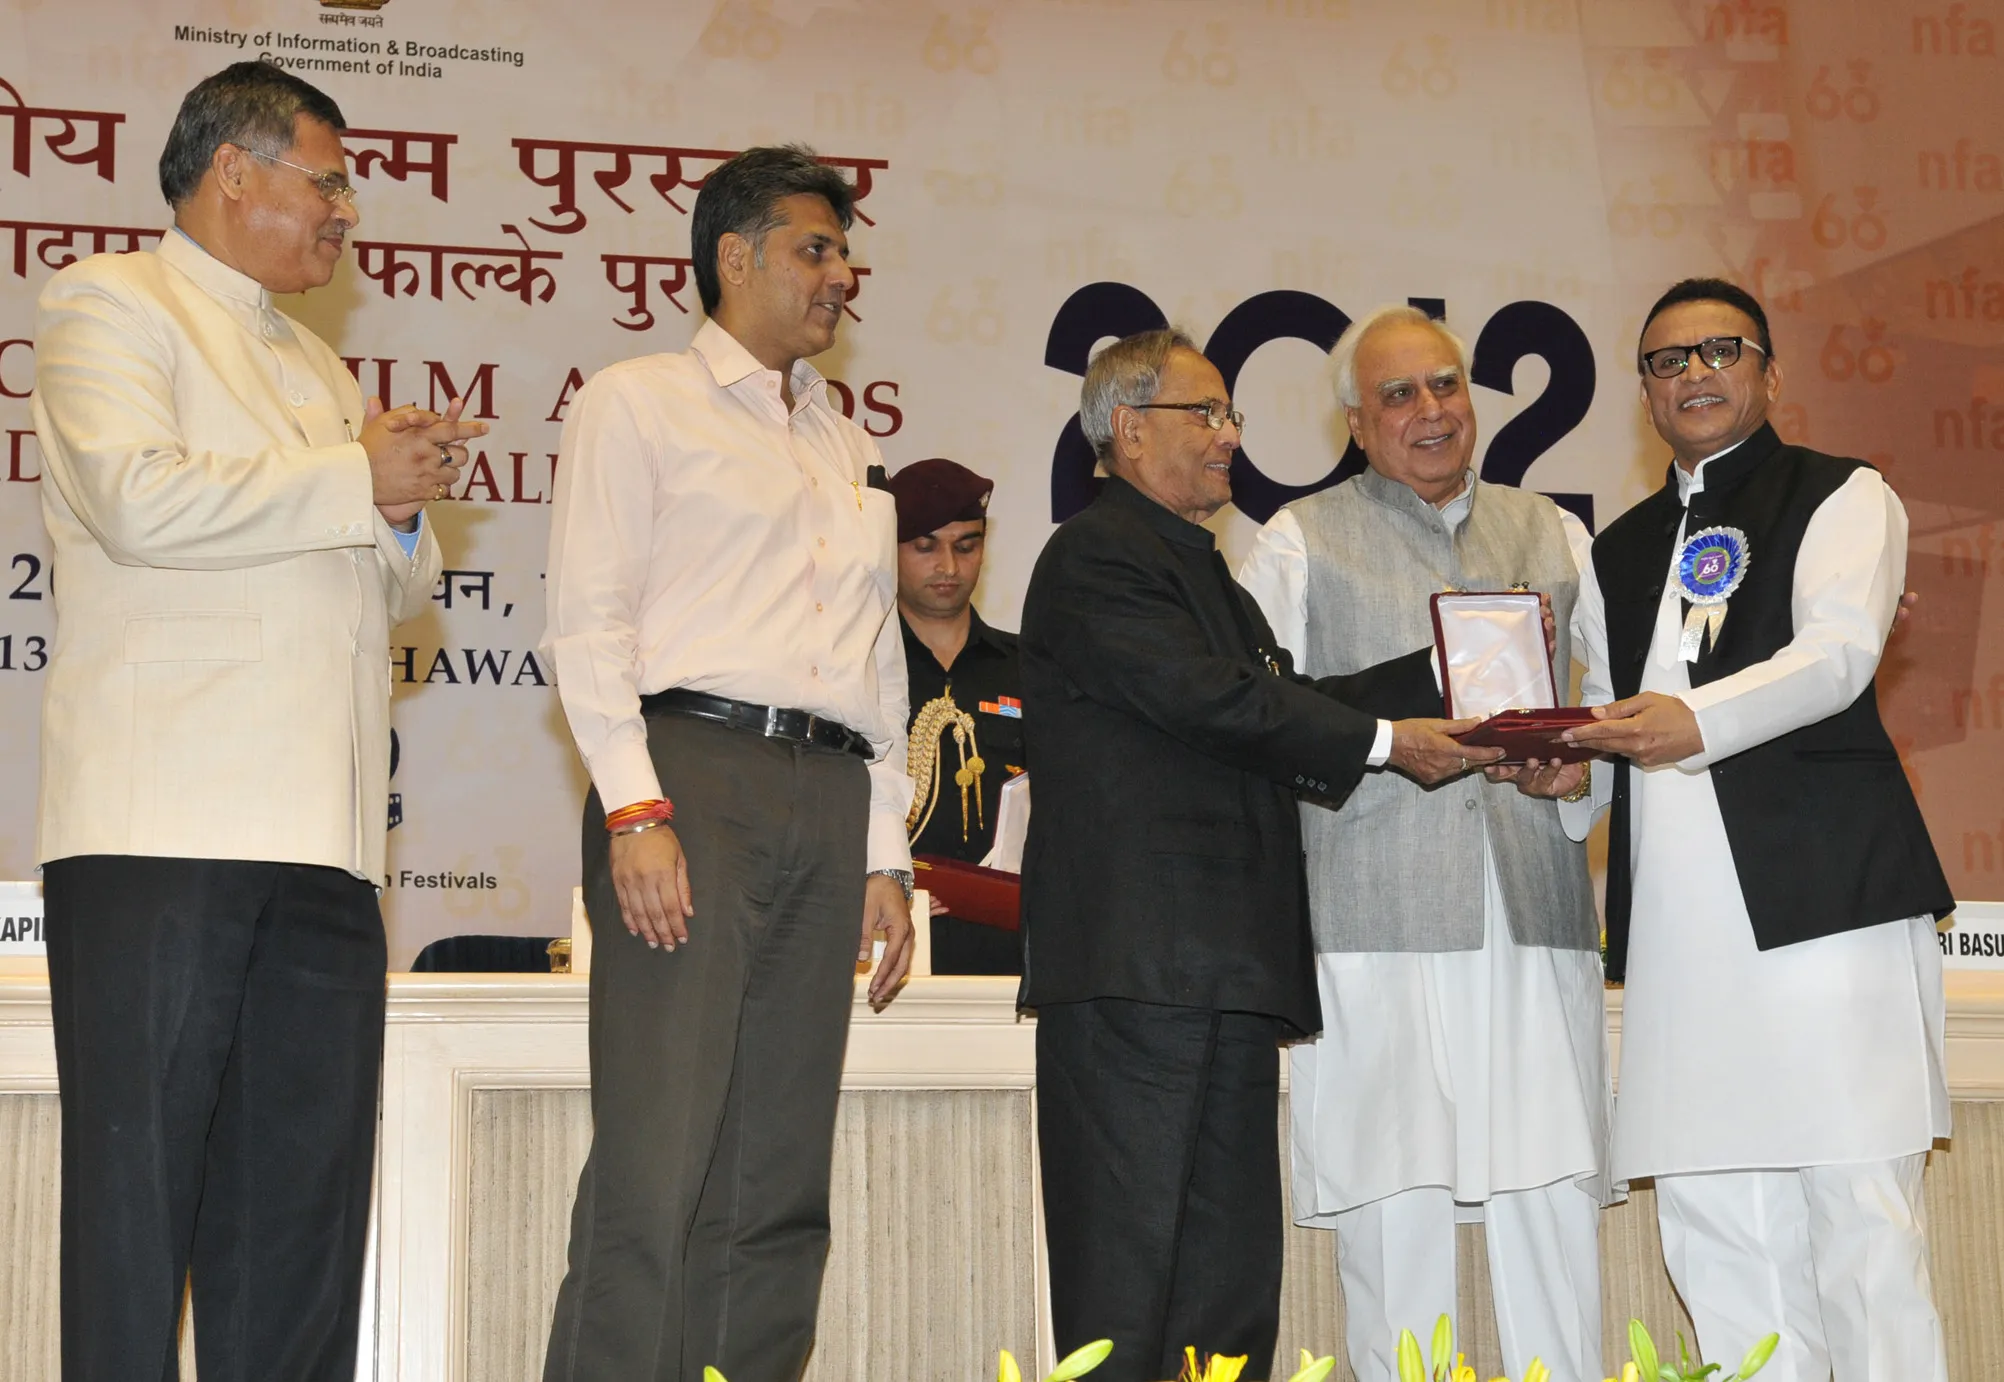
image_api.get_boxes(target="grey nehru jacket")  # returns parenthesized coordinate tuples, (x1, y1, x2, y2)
(1290, 467, 1597, 954)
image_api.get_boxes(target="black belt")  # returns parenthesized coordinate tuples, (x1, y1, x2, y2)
(641, 688, 873, 759)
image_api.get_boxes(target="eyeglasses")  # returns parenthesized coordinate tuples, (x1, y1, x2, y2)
(237, 146, 358, 205)
(1638, 336, 1766, 379)
(1132, 401, 1246, 432)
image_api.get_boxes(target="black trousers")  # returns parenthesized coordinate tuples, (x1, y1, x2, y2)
(1036, 998, 1286, 1382)
(544, 715, 869, 1382)
(42, 855, 386, 1382)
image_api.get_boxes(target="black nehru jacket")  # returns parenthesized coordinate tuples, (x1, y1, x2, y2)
(1018, 476, 1439, 1033)
(1593, 422, 1953, 983)
(903, 608, 1026, 975)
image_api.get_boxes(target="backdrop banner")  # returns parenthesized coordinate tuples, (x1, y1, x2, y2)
(1, 0, 1997, 966)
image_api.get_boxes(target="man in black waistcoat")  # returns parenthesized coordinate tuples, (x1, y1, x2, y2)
(1019, 328, 1497, 1381)
(1560, 279, 1954, 1382)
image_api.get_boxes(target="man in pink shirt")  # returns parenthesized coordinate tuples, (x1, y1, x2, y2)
(539, 146, 914, 1382)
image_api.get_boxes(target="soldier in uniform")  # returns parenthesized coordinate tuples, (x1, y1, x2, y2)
(889, 457, 1025, 974)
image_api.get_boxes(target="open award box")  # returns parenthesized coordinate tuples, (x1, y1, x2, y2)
(1431, 591, 1594, 764)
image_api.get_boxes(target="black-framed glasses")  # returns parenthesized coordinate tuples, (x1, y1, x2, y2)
(236, 146, 358, 205)
(1132, 401, 1246, 432)
(1638, 335, 1766, 379)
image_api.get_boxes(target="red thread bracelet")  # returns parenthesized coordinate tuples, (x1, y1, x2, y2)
(605, 798, 675, 832)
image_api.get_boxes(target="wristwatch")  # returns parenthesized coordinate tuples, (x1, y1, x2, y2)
(868, 867, 915, 902)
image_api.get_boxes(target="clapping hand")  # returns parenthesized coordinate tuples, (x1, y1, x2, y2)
(363, 394, 489, 528)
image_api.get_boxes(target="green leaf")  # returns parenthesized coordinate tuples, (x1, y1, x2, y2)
(1430, 1314, 1454, 1378)
(1678, 1332, 1693, 1375)
(1629, 1320, 1661, 1382)
(1285, 1356, 1336, 1382)
(1735, 1333, 1779, 1381)
(1396, 1329, 1426, 1382)
(1045, 1339, 1113, 1382)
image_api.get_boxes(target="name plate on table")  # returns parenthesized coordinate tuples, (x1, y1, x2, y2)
(1431, 591, 1593, 765)
(0, 880, 45, 955)
(1940, 902, 2004, 970)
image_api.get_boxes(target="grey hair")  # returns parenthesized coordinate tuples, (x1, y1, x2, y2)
(1329, 305, 1471, 408)
(1080, 327, 1198, 465)
(158, 62, 347, 207)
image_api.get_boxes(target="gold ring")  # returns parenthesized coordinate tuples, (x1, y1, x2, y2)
(437, 444, 453, 465)
(433, 483, 447, 501)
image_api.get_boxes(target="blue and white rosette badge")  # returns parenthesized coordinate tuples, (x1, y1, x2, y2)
(1675, 525, 1750, 661)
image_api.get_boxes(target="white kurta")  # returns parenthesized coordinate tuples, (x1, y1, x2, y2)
(1569, 456, 1949, 1181)
(1241, 493, 1614, 1220)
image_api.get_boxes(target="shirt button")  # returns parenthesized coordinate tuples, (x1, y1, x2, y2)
(1465, 799, 1478, 810)
(817, 537, 827, 548)
(816, 602, 824, 613)
(811, 665, 820, 678)
(289, 391, 307, 407)
(811, 477, 820, 488)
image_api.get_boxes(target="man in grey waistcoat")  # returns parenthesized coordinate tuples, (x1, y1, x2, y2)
(1239, 306, 1611, 1382)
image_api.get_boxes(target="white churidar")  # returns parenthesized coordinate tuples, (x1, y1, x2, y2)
(1332, 1180, 1603, 1382)
(1655, 1157, 1947, 1382)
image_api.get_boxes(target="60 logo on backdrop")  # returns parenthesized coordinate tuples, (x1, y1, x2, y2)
(1042, 284, 1598, 528)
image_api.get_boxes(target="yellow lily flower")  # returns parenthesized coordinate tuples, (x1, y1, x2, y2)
(1431, 1316, 1456, 1378)
(1396, 1329, 1426, 1382)
(1210, 1356, 1248, 1382)
(1285, 1350, 1337, 1382)
(1177, 1348, 1249, 1382)
(1048, 1339, 1114, 1381)
(997, 1349, 1023, 1382)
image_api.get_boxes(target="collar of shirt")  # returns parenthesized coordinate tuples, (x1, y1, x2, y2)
(690, 317, 832, 424)
(1098, 473, 1216, 549)
(1435, 470, 1476, 531)
(1672, 420, 1795, 508)
(900, 607, 1010, 677)
(1676, 436, 1748, 504)
(157, 227, 271, 314)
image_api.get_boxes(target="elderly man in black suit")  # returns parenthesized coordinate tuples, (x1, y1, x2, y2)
(1019, 328, 1497, 1381)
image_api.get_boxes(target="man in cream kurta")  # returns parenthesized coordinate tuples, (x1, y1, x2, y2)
(31, 65, 473, 1382)
(1562, 279, 1952, 1382)
(1240, 307, 1611, 1382)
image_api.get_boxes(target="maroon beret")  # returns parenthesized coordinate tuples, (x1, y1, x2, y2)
(887, 458, 993, 543)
